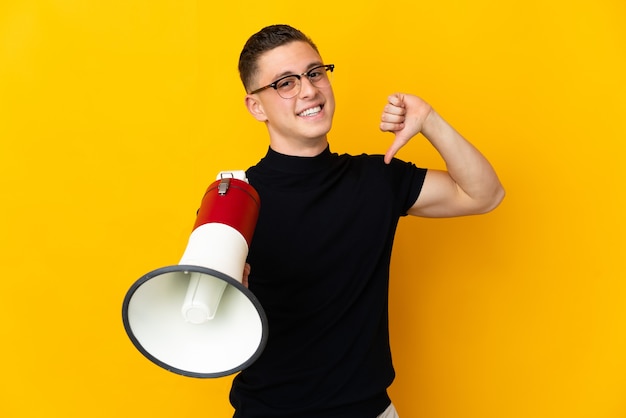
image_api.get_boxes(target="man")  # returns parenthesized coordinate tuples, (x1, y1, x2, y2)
(230, 24, 504, 418)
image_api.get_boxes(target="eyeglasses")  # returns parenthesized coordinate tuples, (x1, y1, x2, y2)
(249, 64, 335, 99)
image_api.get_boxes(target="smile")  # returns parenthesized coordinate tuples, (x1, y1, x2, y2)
(298, 105, 322, 117)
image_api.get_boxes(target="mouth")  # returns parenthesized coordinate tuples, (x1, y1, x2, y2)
(297, 105, 323, 117)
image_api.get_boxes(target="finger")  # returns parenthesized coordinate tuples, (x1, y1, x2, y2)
(379, 120, 404, 133)
(387, 93, 405, 108)
(383, 102, 406, 117)
(380, 104, 406, 131)
(242, 263, 251, 288)
(382, 108, 405, 124)
(384, 140, 404, 164)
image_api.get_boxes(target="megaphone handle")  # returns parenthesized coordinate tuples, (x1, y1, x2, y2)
(181, 272, 228, 324)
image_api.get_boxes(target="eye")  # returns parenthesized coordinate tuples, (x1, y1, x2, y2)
(276, 76, 298, 91)
(307, 68, 324, 81)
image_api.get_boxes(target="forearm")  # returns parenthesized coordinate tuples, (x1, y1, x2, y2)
(421, 110, 505, 211)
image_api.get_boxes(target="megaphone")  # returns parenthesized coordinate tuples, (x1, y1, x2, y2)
(122, 171, 267, 378)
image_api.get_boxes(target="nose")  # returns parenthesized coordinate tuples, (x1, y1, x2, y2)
(297, 76, 317, 98)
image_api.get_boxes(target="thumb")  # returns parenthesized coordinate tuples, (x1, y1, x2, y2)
(384, 133, 410, 164)
(381, 93, 409, 164)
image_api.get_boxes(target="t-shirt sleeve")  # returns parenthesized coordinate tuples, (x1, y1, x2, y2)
(387, 158, 427, 216)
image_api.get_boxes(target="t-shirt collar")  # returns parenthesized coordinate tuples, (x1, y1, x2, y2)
(261, 145, 333, 174)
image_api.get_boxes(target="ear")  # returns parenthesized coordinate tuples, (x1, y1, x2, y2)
(245, 94, 268, 122)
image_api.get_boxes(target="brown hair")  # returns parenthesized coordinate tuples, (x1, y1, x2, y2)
(238, 24, 319, 92)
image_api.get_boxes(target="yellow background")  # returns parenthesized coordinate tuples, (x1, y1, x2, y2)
(1, 0, 625, 417)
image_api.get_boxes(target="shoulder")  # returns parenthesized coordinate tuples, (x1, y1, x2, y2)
(335, 152, 426, 181)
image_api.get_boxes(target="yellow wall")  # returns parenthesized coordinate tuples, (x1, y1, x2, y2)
(1, 1, 625, 417)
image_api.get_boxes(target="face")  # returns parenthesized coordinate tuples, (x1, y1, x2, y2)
(245, 41, 336, 155)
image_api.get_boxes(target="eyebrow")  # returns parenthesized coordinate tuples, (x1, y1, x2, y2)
(272, 61, 324, 80)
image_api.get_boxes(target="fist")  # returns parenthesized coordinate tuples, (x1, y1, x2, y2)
(380, 93, 433, 163)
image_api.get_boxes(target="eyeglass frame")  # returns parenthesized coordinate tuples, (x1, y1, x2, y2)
(248, 64, 335, 98)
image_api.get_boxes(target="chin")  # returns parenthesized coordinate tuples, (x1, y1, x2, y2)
(304, 124, 332, 141)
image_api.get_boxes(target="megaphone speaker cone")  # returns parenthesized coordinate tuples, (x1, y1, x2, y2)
(122, 265, 268, 378)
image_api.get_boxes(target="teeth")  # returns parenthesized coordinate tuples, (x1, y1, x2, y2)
(299, 106, 321, 117)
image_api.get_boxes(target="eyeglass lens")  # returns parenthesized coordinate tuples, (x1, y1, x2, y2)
(276, 66, 333, 99)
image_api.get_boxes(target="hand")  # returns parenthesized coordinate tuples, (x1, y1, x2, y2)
(242, 263, 251, 288)
(379, 93, 433, 164)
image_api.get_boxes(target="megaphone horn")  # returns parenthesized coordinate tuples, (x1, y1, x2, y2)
(122, 171, 267, 378)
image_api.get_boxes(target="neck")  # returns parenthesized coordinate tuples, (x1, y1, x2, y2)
(268, 136, 329, 157)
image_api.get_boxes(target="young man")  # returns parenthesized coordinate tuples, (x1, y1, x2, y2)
(230, 24, 504, 418)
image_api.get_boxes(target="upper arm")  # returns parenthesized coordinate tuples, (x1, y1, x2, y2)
(407, 169, 502, 218)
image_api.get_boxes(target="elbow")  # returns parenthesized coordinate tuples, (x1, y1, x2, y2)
(477, 184, 505, 214)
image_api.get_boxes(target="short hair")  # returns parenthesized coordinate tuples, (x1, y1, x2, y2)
(238, 24, 319, 93)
